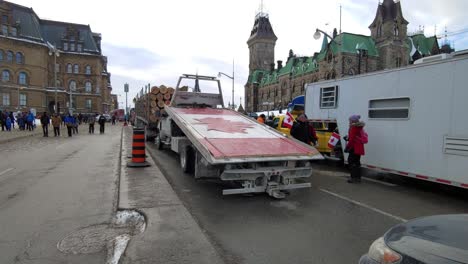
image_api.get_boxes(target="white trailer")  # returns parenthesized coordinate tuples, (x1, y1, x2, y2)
(305, 51, 468, 189)
(156, 74, 322, 198)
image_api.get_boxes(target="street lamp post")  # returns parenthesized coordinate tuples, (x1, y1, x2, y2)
(48, 43, 60, 114)
(218, 60, 235, 110)
(124, 83, 129, 122)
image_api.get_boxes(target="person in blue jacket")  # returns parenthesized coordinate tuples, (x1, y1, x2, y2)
(26, 111, 35, 131)
(64, 114, 75, 137)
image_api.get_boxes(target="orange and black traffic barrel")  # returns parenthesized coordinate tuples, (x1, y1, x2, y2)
(127, 129, 150, 167)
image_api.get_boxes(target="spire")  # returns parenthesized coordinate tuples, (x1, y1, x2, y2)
(247, 8, 277, 43)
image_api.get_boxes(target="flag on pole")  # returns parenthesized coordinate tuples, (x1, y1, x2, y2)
(328, 132, 341, 149)
(283, 112, 294, 129)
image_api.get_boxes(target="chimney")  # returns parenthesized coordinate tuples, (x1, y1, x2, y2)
(277, 60, 283, 70)
(270, 63, 275, 72)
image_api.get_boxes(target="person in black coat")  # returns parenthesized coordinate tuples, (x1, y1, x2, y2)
(98, 114, 106, 134)
(40, 112, 50, 137)
(290, 114, 318, 145)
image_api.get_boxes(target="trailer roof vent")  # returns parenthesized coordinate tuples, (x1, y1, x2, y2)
(414, 53, 452, 65)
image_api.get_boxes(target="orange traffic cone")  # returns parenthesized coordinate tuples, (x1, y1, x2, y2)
(127, 129, 150, 167)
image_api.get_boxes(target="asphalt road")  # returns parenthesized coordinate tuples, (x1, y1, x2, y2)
(0, 124, 121, 264)
(147, 144, 468, 264)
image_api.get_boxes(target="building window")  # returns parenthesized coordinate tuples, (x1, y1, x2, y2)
(18, 72, 27, 85)
(85, 65, 91, 75)
(69, 80, 76, 91)
(0, 49, 3, 61)
(2, 25, 7, 36)
(70, 43, 75, 52)
(16, 52, 23, 64)
(377, 24, 382, 37)
(2, 15, 8, 24)
(55, 63, 60, 72)
(2, 70, 10, 82)
(19, 93, 27, 106)
(369, 97, 410, 119)
(6, 50, 13, 62)
(2, 93, 10, 106)
(67, 64, 72, 73)
(85, 99, 92, 109)
(85, 81, 92, 92)
(73, 64, 79, 74)
(69, 36, 75, 41)
(320, 86, 338, 109)
(63, 42, 68, 51)
(394, 24, 399, 36)
(96, 86, 100, 94)
(77, 44, 82, 52)
(11, 27, 17, 37)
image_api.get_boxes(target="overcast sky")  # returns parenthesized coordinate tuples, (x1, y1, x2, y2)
(10, 0, 468, 108)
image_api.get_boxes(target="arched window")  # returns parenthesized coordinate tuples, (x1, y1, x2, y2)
(16, 52, 23, 64)
(2, 70, 10, 82)
(18, 72, 27, 85)
(85, 81, 92, 92)
(73, 64, 79, 74)
(7, 51, 13, 62)
(394, 24, 399, 36)
(0, 50, 3, 61)
(85, 65, 91, 75)
(67, 64, 72, 73)
(69, 80, 76, 91)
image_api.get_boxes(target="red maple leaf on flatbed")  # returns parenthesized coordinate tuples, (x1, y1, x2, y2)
(194, 117, 254, 134)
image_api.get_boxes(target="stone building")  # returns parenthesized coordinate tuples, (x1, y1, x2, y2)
(0, 1, 112, 115)
(245, 0, 443, 113)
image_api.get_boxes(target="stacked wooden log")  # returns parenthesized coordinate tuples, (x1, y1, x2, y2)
(146, 85, 175, 122)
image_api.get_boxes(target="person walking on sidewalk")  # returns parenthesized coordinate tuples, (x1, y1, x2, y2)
(111, 115, 116, 125)
(64, 114, 75, 137)
(72, 115, 79, 134)
(98, 114, 106, 134)
(9, 112, 15, 129)
(89, 114, 96, 134)
(5, 116, 12, 131)
(40, 112, 50, 137)
(344, 114, 368, 183)
(26, 111, 34, 131)
(0, 111, 5, 131)
(51, 114, 61, 137)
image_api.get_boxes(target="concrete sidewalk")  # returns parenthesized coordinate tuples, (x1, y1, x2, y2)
(0, 127, 42, 144)
(119, 126, 224, 264)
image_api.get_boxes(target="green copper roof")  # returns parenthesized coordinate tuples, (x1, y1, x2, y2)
(409, 34, 438, 56)
(329, 33, 379, 57)
(248, 70, 267, 84)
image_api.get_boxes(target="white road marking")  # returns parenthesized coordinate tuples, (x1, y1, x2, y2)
(0, 168, 14, 177)
(319, 188, 407, 222)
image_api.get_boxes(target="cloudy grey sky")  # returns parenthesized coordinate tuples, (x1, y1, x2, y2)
(11, 0, 468, 108)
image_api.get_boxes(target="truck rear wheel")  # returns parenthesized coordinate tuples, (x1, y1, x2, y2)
(180, 146, 195, 173)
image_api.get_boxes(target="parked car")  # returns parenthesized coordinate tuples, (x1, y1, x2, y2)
(359, 214, 468, 264)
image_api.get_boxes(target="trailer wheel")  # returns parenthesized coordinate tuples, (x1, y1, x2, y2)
(180, 146, 195, 173)
(155, 135, 164, 150)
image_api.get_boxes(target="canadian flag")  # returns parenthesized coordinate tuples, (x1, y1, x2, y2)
(328, 132, 341, 149)
(283, 112, 294, 129)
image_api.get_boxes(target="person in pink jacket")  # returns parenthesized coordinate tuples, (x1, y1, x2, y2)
(344, 114, 368, 183)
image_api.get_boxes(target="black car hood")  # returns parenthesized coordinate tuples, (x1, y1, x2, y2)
(385, 214, 468, 264)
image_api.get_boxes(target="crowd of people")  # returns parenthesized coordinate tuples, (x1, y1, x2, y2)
(0, 110, 117, 138)
(0, 110, 37, 131)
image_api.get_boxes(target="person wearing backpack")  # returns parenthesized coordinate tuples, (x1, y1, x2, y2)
(344, 114, 368, 183)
